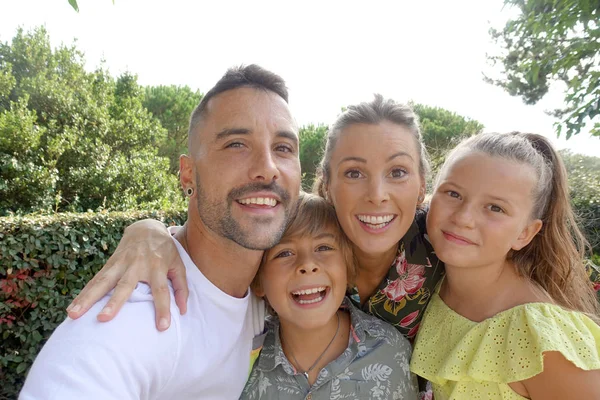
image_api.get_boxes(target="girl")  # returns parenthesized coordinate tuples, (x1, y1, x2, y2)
(410, 132, 600, 399)
(242, 192, 417, 399)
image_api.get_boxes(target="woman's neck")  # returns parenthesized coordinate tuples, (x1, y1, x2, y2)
(279, 310, 350, 385)
(353, 244, 398, 303)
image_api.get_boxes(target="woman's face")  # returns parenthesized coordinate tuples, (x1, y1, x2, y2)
(327, 121, 424, 256)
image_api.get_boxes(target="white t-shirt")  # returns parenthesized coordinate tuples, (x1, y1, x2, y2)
(20, 237, 265, 400)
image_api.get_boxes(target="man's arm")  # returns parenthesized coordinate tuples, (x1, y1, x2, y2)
(20, 288, 179, 400)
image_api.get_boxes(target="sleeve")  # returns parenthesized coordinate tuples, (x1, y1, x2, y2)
(19, 287, 180, 400)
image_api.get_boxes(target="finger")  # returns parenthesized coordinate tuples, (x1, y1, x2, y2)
(67, 267, 121, 319)
(150, 271, 173, 331)
(96, 268, 140, 322)
(169, 257, 189, 315)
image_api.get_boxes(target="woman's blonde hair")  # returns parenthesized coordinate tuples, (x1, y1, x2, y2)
(251, 192, 356, 295)
(441, 132, 599, 321)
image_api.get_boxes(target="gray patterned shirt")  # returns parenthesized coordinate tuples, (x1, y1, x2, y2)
(240, 299, 418, 400)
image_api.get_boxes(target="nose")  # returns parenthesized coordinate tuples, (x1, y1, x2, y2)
(365, 176, 389, 205)
(296, 259, 320, 275)
(451, 202, 475, 229)
(247, 145, 279, 182)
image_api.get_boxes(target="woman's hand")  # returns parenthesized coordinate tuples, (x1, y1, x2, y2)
(66, 219, 188, 331)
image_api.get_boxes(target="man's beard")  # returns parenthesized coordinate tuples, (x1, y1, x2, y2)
(195, 176, 292, 250)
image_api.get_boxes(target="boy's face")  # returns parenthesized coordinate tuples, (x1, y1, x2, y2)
(256, 226, 348, 331)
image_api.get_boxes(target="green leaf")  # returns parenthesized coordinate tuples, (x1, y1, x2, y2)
(68, 0, 79, 12)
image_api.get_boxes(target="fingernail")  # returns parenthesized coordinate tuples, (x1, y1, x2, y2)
(70, 304, 81, 314)
(159, 318, 169, 330)
(66, 303, 73, 312)
(100, 306, 112, 315)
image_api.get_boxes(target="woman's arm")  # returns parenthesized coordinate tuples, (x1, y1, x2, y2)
(66, 219, 188, 331)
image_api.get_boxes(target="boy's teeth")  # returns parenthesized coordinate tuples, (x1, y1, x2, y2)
(297, 295, 325, 305)
(291, 287, 326, 295)
(238, 197, 277, 206)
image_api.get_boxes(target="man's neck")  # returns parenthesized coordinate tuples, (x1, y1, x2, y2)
(175, 218, 263, 299)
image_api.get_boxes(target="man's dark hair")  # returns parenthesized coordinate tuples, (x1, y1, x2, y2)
(188, 64, 289, 144)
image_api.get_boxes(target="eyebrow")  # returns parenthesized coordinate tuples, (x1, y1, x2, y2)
(337, 151, 414, 166)
(215, 128, 299, 146)
(313, 232, 336, 240)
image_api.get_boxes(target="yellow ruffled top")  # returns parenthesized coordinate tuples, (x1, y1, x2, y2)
(410, 291, 600, 400)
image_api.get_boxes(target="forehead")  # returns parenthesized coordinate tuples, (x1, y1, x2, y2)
(332, 121, 419, 161)
(441, 152, 537, 198)
(200, 87, 297, 139)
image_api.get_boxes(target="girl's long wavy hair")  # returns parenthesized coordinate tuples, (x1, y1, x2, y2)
(442, 132, 599, 321)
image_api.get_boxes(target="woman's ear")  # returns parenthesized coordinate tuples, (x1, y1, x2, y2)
(512, 219, 543, 251)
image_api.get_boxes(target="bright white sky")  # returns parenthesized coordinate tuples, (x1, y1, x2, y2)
(2, 0, 599, 156)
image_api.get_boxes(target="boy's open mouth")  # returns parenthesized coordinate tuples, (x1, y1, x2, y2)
(290, 286, 330, 305)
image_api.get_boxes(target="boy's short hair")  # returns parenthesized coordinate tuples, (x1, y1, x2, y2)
(251, 192, 356, 295)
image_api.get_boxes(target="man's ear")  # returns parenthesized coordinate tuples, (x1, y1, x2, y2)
(512, 219, 543, 251)
(180, 155, 194, 193)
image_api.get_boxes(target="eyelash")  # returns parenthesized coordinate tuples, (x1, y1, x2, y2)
(344, 169, 362, 179)
(487, 204, 505, 213)
(273, 244, 334, 259)
(389, 168, 407, 178)
(344, 168, 408, 179)
(446, 191, 505, 213)
(226, 142, 245, 149)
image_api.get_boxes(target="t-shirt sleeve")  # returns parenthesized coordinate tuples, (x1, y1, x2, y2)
(19, 287, 179, 400)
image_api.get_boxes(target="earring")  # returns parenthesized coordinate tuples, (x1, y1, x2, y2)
(418, 194, 424, 203)
(185, 187, 194, 197)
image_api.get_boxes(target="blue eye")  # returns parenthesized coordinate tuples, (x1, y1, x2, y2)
(344, 169, 362, 179)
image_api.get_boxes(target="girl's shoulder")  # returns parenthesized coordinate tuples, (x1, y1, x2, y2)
(411, 294, 600, 385)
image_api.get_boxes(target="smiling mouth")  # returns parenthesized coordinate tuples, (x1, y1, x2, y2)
(356, 214, 397, 230)
(237, 197, 278, 208)
(290, 286, 329, 305)
(442, 231, 476, 245)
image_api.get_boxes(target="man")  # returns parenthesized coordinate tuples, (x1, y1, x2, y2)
(20, 65, 301, 400)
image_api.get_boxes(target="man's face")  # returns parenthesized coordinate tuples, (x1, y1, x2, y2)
(190, 87, 301, 250)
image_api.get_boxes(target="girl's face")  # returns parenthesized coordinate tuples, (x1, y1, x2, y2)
(426, 152, 542, 269)
(256, 226, 348, 331)
(327, 121, 424, 256)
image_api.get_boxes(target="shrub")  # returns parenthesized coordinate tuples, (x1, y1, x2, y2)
(0, 209, 185, 399)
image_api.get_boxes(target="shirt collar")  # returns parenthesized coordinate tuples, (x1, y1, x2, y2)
(255, 298, 387, 373)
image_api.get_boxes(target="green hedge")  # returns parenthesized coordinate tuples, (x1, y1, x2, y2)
(0, 209, 186, 399)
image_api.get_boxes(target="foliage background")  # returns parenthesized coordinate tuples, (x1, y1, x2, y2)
(1, 22, 599, 398)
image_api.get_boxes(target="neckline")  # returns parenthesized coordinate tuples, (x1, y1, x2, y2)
(433, 291, 558, 325)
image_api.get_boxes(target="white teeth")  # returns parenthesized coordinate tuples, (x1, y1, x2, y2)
(357, 214, 394, 225)
(291, 286, 326, 295)
(238, 197, 277, 207)
(297, 295, 324, 305)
